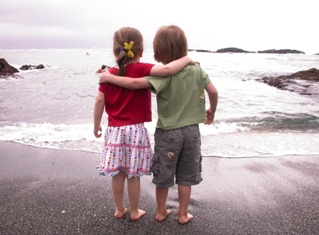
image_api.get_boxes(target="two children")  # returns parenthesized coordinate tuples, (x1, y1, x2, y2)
(98, 25, 218, 224)
(94, 26, 195, 221)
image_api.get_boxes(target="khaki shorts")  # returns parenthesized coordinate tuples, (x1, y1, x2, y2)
(151, 124, 203, 188)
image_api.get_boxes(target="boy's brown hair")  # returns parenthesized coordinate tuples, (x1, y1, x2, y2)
(153, 25, 188, 64)
(113, 27, 144, 76)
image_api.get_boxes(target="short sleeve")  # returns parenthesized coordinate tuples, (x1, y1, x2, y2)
(199, 66, 211, 87)
(145, 76, 170, 94)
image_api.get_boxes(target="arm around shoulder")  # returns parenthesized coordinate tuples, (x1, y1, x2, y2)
(99, 71, 151, 90)
(150, 56, 194, 76)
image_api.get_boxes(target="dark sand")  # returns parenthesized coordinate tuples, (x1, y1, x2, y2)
(1, 141, 319, 235)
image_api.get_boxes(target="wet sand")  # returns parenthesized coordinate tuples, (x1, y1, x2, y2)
(1, 141, 319, 235)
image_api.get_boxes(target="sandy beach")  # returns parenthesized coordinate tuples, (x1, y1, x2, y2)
(1, 141, 319, 235)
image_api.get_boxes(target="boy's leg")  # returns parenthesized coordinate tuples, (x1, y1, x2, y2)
(155, 186, 171, 222)
(178, 185, 193, 224)
(176, 124, 202, 224)
(152, 128, 182, 222)
(127, 176, 146, 220)
(112, 171, 127, 218)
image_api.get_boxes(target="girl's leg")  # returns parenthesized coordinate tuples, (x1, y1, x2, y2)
(177, 185, 193, 224)
(155, 186, 171, 222)
(112, 171, 127, 218)
(127, 176, 146, 220)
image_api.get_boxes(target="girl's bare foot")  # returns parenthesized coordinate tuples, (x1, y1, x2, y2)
(114, 208, 128, 219)
(178, 212, 193, 225)
(130, 209, 146, 221)
(155, 209, 171, 222)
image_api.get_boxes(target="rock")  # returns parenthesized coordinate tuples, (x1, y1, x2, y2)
(20, 64, 45, 70)
(0, 58, 19, 76)
(20, 65, 32, 70)
(257, 68, 319, 96)
(257, 49, 305, 54)
(36, 64, 45, 69)
(287, 68, 319, 81)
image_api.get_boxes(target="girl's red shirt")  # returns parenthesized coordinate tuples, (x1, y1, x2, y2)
(98, 62, 154, 126)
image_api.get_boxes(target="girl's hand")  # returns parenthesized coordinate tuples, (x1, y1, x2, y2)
(190, 60, 200, 65)
(187, 56, 200, 65)
(94, 126, 102, 138)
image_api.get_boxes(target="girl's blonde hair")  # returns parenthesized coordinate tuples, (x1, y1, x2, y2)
(153, 25, 188, 64)
(113, 27, 144, 75)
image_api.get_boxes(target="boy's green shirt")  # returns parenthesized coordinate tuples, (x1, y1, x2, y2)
(146, 65, 211, 130)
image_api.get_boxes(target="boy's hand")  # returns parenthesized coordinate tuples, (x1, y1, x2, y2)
(96, 68, 105, 73)
(204, 108, 215, 125)
(99, 70, 111, 84)
(94, 126, 102, 138)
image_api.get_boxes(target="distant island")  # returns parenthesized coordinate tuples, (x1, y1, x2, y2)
(216, 47, 253, 53)
(188, 47, 312, 54)
(188, 49, 213, 53)
(257, 49, 305, 54)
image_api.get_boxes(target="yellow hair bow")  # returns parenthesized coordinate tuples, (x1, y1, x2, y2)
(123, 41, 134, 58)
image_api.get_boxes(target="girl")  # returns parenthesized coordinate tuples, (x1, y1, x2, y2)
(93, 27, 193, 221)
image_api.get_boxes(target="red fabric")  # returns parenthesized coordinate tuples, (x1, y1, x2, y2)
(99, 62, 154, 126)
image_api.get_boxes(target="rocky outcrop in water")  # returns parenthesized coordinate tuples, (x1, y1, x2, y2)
(0, 58, 46, 77)
(0, 58, 19, 76)
(20, 64, 45, 70)
(257, 68, 319, 95)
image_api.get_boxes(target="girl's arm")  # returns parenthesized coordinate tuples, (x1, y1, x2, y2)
(94, 91, 105, 138)
(99, 71, 151, 90)
(150, 56, 195, 76)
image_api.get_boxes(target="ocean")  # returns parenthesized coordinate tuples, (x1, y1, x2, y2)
(1, 49, 319, 158)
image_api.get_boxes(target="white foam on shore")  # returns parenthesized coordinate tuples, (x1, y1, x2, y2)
(1, 122, 319, 158)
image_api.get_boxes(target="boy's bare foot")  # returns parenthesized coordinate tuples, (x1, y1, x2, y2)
(130, 209, 146, 221)
(178, 212, 193, 225)
(155, 209, 171, 222)
(114, 208, 128, 219)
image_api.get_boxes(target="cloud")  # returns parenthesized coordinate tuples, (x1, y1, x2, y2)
(0, 0, 318, 54)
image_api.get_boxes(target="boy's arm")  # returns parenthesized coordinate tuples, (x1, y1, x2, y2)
(94, 91, 105, 138)
(150, 56, 197, 76)
(204, 82, 218, 125)
(99, 71, 151, 90)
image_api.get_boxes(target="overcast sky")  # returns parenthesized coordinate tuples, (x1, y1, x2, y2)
(1, 0, 318, 54)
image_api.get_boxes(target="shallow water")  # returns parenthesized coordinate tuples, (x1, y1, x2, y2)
(1, 49, 319, 157)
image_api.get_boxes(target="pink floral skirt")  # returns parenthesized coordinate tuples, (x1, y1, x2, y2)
(98, 123, 153, 178)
